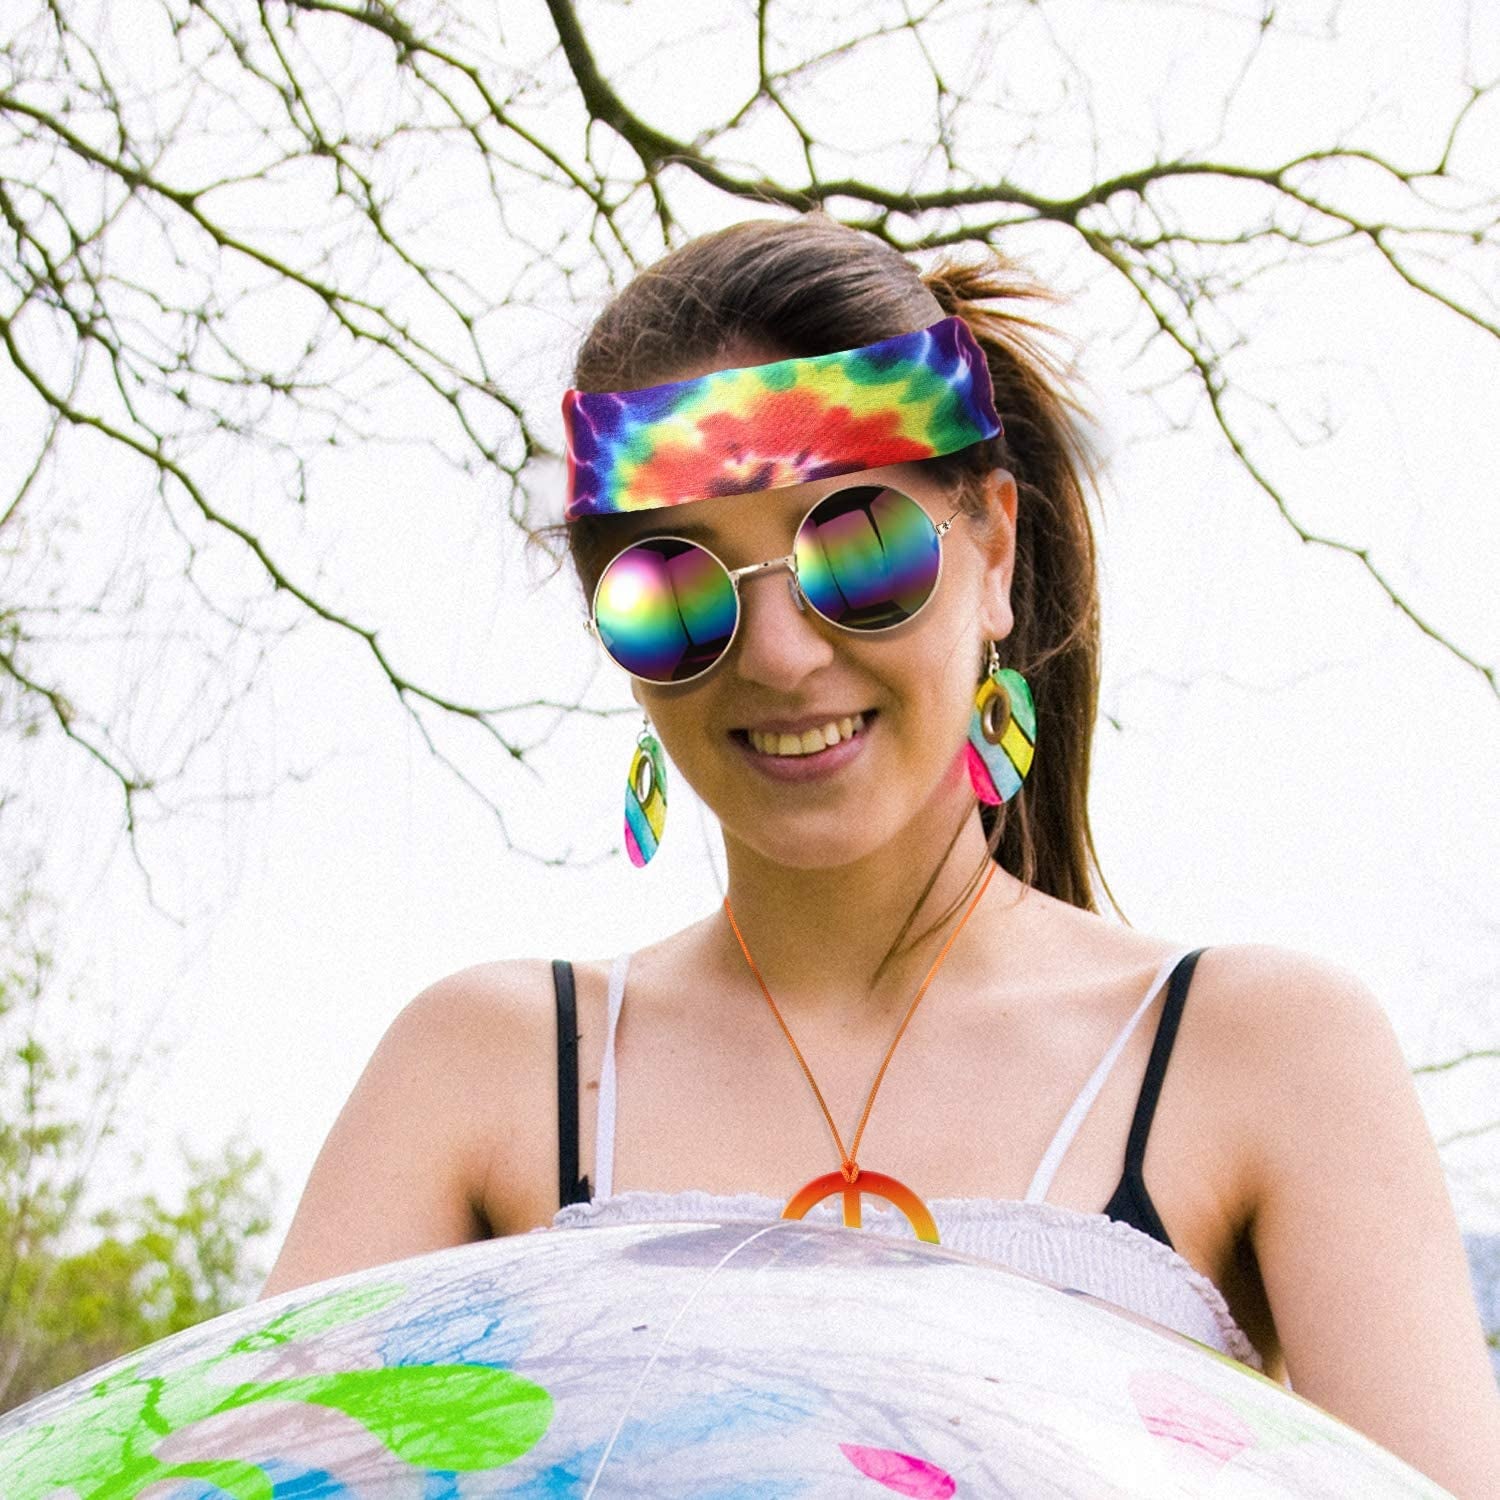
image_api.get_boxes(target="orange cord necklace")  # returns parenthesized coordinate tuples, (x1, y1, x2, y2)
(722, 860, 996, 1243)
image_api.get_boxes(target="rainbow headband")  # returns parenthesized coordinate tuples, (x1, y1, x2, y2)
(562, 316, 1001, 521)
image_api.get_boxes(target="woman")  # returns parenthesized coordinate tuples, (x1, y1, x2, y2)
(263, 218, 1500, 1495)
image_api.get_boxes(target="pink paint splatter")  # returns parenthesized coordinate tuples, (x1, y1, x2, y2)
(839, 1442, 957, 1497)
(1129, 1369, 1255, 1467)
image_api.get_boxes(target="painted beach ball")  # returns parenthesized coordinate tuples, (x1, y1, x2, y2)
(0, 1219, 1449, 1498)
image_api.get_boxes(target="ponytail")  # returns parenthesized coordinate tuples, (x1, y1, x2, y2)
(920, 257, 1110, 914)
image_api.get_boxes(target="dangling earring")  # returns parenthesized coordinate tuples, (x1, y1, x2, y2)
(965, 642, 1035, 806)
(624, 715, 668, 867)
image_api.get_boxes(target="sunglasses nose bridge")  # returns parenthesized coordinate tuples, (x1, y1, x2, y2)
(727, 552, 806, 613)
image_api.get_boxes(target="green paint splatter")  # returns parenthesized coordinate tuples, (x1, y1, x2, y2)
(0, 1282, 553, 1500)
(153, 1460, 274, 1500)
(226, 1284, 405, 1354)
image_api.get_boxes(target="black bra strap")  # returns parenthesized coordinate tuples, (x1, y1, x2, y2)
(1099, 948, 1205, 1251)
(551, 960, 591, 1209)
(1123, 948, 1203, 1172)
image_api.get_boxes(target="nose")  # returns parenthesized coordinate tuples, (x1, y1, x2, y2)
(730, 561, 835, 690)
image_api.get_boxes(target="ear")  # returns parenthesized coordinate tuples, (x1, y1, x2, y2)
(975, 469, 1018, 643)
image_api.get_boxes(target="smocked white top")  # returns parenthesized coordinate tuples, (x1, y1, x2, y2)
(550, 948, 1265, 1371)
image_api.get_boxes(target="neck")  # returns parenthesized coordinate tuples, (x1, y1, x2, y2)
(714, 801, 1024, 1026)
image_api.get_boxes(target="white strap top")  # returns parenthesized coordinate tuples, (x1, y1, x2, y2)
(555, 948, 1265, 1371)
(592, 947, 1190, 1203)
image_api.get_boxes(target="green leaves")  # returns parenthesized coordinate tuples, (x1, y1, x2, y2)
(0, 882, 275, 1415)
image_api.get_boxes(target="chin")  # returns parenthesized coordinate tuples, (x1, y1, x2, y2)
(726, 819, 891, 873)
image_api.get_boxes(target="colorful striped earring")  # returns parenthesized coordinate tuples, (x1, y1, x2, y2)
(624, 716, 668, 867)
(965, 643, 1035, 806)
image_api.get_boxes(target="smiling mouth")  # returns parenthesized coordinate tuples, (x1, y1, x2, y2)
(730, 710, 877, 758)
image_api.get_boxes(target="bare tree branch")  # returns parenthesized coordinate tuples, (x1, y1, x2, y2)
(1, 0, 1495, 879)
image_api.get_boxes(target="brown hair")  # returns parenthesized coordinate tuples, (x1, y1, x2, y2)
(535, 216, 1112, 959)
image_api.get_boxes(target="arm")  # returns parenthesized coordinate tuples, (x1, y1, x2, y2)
(1234, 949, 1500, 1498)
(260, 963, 544, 1299)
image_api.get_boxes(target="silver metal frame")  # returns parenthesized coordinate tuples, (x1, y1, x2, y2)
(585, 487, 961, 686)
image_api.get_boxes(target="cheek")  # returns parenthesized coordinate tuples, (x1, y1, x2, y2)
(913, 586, 985, 712)
(933, 626, 987, 771)
(944, 665, 980, 761)
(895, 631, 981, 771)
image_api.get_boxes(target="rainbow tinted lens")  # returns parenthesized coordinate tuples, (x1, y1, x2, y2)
(794, 487, 942, 630)
(593, 538, 738, 684)
(591, 487, 945, 683)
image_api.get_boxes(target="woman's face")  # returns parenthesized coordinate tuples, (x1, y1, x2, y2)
(602, 456, 1018, 873)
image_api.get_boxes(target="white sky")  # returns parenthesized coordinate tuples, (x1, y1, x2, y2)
(5, 0, 1498, 1249)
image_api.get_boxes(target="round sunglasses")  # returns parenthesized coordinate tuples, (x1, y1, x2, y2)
(585, 485, 960, 685)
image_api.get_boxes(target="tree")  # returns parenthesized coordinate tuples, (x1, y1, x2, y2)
(1, 0, 1495, 875)
(0, 878, 274, 1415)
(1, 0, 1496, 1357)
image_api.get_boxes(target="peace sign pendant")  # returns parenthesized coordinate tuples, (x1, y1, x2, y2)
(782, 1169, 940, 1244)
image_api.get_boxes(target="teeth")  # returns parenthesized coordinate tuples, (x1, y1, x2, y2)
(748, 713, 866, 757)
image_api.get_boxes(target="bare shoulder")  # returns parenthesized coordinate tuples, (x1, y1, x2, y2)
(1186, 946, 1500, 1492)
(1179, 938, 1371, 1010)
(1021, 902, 1395, 1107)
(260, 956, 562, 1298)
(1182, 940, 1445, 1244)
(392, 955, 560, 1066)
(1182, 942, 1393, 1043)
(1174, 944, 1409, 1176)
(380, 956, 576, 1221)
(361, 957, 561, 1131)
(1183, 943, 1403, 1100)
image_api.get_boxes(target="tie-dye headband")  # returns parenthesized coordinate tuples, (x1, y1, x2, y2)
(562, 316, 1001, 521)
